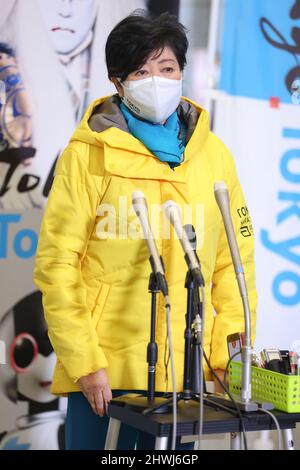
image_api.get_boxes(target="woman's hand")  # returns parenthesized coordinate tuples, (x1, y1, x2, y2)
(78, 369, 112, 416)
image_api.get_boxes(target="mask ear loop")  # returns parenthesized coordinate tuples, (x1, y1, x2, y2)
(113, 77, 125, 100)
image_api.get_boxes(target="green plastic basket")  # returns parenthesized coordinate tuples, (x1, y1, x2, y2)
(229, 361, 300, 412)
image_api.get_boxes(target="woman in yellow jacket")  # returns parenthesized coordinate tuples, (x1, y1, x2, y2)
(34, 11, 257, 450)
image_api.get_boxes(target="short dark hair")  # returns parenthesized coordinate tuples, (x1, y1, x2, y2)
(105, 10, 188, 81)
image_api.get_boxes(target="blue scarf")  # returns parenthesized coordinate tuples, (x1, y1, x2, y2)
(119, 101, 185, 168)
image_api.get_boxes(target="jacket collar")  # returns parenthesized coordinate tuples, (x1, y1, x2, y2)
(71, 95, 210, 182)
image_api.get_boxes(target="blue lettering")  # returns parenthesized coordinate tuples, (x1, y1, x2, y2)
(13, 229, 37, 259)
(261, 230, 300, 266)
(277, 191, 300, 224)
(267, 130, 300, 307)
(280, 149, 300, 183)
(272, 271, 300, 306)
(282, 128, 300, 139)
(0, 214, 21, 258)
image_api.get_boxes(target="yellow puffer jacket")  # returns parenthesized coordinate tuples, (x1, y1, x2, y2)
(34, 95, 257, 395)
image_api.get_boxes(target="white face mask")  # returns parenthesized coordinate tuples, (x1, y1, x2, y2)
(120, 75, 182, 123)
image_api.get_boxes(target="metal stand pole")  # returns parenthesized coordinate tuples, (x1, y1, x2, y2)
(104, 418, 121, 450)
(282, 428, 295, 450)
(183, 270, 196, 400)
(155, 436, 169, 450)
(230, 432, 242, 450)
(184, 269, 207, 396)
(143, 264, 206, 416)
(147, 272, 159, 401)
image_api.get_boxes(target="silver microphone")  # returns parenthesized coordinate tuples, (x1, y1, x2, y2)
(132, 191, 168, 296)
(163, 200, 204, 285)
(214, 181, 252, 403)
(214, 181, 247, 297)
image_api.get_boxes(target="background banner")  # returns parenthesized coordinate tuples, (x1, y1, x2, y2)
(214, 0, 300, 352)
(0, 0, 147, 210)
(0, 0, 181, 450)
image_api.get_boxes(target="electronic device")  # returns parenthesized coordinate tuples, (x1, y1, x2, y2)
(263, 348, 282, 363)
(227, 332, 245, 363)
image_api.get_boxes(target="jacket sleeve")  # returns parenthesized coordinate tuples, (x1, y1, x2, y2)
(34, 145, 108, 382)
(210, 144, 258, 371)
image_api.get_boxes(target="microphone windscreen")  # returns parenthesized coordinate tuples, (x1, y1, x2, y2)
(183, 224, 197, 251)
(132, 191, 148, 212)
(163, 200, 180, 222)
(132, 190, 145, 202)
(214, 181, 227, 192)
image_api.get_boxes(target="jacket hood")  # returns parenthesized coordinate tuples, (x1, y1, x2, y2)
(70, 94, 210, 159)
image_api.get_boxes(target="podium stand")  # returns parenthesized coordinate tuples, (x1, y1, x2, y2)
(104, 396, 299, 450)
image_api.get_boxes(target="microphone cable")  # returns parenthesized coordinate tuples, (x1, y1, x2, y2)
(196, 284, 205, 450)
(202, 350, 249, 450)
(165, 295, 177, 451)
(224, 354, 282, 450)
(164, 285, 205, 451)
(132, 191, 177, 448)
(257, 408, 282, 450)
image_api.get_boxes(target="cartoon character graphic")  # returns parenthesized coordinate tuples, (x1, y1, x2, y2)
(0, 0, 147, 209)
(36, 0, 98, 121)
(0, 41, 35, 192)
(0, 291, 65, 450)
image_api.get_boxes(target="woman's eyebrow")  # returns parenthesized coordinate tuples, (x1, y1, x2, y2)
(156, 58, 176, 64)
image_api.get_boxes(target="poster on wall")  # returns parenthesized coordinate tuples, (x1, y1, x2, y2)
(0, 0, 186, 450)
(0, 209, 67, 449)
(0, 0, 149, 210)
(214, 0, 300, 353)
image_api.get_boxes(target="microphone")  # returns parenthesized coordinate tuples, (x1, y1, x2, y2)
(214, 181, 252, 403)
(163, 201, 204, 286)
(214, 181, 248, 298)
(132, 191, 168, 296)
(183, 224, 197, 251)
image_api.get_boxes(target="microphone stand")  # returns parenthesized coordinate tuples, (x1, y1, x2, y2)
(108, 252, 245, 422)
(107, 255, 172, 414)
(147, 254, 170, 403)
(183, 267, 206, 399)
(141, 260, 207, 415)
(206, 183, 264, 413)
(201, 270, 259, 412)
(147, 270, 159, 402)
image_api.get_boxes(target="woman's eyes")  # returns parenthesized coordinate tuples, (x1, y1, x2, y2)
(135, 70, 148, 76)
(134, 67, 175, 76)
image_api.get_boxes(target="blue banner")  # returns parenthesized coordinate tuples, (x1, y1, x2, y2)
(215, 0, 300, 352)
(220, 0, 300, 103)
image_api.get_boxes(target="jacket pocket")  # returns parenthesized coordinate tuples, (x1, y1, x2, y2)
(91, 282, 111, 330)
